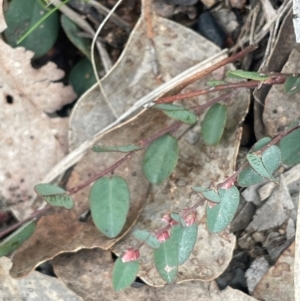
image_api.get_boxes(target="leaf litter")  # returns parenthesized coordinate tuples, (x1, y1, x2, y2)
(8, 0, 250, 291)
(4, 0, 300, 300)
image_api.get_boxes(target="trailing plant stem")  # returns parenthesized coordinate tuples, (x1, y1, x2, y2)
(157, 77, 286, 104)
(0, 205, 51, 239)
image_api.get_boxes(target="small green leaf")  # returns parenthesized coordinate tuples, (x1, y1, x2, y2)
(89, 176, 130, 238)
(153, 104, 197, 125)
(0, 221, 36, 257)
(61, 14, 90, 58)
(4, 0, 59, 58)
(284, 76, 300, 95)
(133, 230, 160, 249)
(170, 224, 198, 265)
(44, 195, 74, 209)
(206, 186, 240, 233)
(201, 103, 227, 146)
(247, 151, 277, 181)
(112, 258, 139, 291)
(35, 183, 66, 195)
(153, 239, 178, 283)
(69, 58, 97, 97)
(92, 144, 141, 153)
(170, 213, 186, 227)
(238, 145, 281, 187)
(226, 70, 270, 81)
(192, 186, 220, 203)
(143, 134, 179, 185)
(153, 104, 186, 111)
(279, 127, 300, 165)
(207, 80, 227, 87)
(34, 184, 74, 209)
(250, 137, 271, 152)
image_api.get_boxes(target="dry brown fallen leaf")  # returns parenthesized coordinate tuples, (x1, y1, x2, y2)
(53, 248, 258, 301)
(0, 257, 82, 301)
(68, 5, 222, 149)
(252, 241, 295, 301)
(0, 39, 76, 220)
(10, 109, 170, 278)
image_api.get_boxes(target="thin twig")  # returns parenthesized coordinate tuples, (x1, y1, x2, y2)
(158, 45, 258, 97)
(89, 0, 131, 32)
(0, 205, 51, 239)
(91, 0, 124, 119)
(157, 76, 286, 104)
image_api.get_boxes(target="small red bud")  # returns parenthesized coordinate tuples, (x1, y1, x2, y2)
(162, 213, 172, 223)
(184, 210, 197, 226)
(207, 201, 218, 208)
(121, 248, 140, 262)
(162, 213, 177, 226)
(156, 230, 170, 242)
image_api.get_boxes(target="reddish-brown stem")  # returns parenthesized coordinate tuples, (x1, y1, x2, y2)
(68, 121, 182, 195)
(67, 152, 134, 195)
(0, 205, 51, 239)
(182, 197, 206, 219)
(158, 44, 258, 98)
(193, 90, 238, 115)
(157, 77, 286, 104)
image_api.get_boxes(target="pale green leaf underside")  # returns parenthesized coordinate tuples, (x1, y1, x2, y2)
(133, 229, 160, 249)
(89, 176, 130, 238)
(206, 186, 240, 233)
(171, 224, 198, 265)
(226, 70, 270, 81)
(201, 103, 227, 146)
(153, 104, 197, 125)
(92, 144, 141, 153)
(192, 186, 221, 203)
(153, 239, 178, 283)
(0, 221, 36, 257)
(143, 134, 179, 185)
(112, 258, 139, 291)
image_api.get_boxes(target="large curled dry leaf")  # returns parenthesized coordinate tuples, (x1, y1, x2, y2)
(68, 9, 222, 149)
(0, 39, 76, 220)
(10, 109, 170, 278)
(0, 257, 81, 301)
(53, 248, 258, 301)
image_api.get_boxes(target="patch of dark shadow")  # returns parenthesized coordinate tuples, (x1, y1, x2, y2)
(6, 94, 13, 104)
(79, 210, 90, 223)
(131, 276, 146, 289)
(35, 261, 57, 277)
